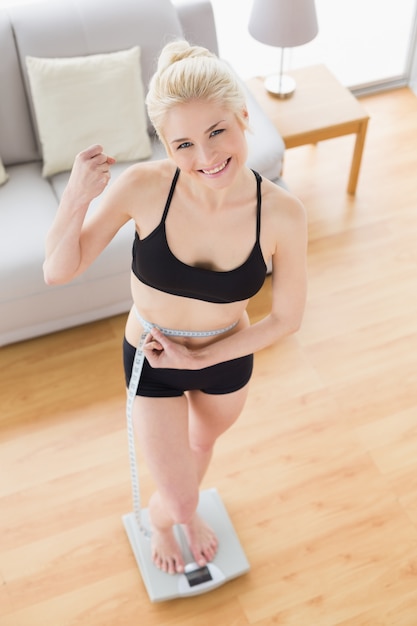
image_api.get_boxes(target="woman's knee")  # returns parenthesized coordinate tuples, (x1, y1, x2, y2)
(166, 490, 199, 525)
(189, 438, 215, 455)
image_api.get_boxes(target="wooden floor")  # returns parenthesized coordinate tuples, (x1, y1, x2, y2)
(2, 87, 417, 625)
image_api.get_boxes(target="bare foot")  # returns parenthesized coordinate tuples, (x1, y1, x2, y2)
(182, 514, 218, 567)
(151, 526, 185, 575)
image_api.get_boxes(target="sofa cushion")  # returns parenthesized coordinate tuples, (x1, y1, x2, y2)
(10, 0, 184, 141)
(26, 46, 151, 176)
(0, 159, 8, 185)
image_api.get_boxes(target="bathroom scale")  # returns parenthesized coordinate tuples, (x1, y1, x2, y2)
(122, 488, 250, 602)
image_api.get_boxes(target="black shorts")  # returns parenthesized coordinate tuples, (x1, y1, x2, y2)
(123, 337, 253, 398)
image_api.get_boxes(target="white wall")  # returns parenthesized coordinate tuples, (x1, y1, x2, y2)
(211, 0, 417, 90)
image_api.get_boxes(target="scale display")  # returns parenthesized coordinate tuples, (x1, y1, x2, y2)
(185, 565, 212, 587)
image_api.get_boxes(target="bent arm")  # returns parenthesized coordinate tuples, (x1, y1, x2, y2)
(198, 196, 307, 366)
(43, 145, 120, 285)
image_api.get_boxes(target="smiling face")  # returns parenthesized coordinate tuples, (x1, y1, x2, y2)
(161, 99, 249, 188)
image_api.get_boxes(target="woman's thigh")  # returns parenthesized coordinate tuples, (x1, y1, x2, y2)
(131, 384, 249, 490)
(187, 383, 250, 451)
(132, 394, 199, 505)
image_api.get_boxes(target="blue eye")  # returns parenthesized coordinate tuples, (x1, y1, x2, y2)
(177, 141, 193, 150)
(210, 128, 224, 138)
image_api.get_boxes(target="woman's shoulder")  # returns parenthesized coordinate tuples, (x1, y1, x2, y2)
(97, 159, 178, 229)
(259, 179, 307, 263)
(260, 176, 306, 226)
(258, 176, 307, 257)
(104, 158, 177, 213)
(116, 158, 176, 189)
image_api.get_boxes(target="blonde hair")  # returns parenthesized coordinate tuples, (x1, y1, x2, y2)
(146, 40, 248, 142)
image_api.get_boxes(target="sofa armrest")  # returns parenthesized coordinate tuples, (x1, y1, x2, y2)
(173, 0, 219, 55)
(243, 83, 285, 183)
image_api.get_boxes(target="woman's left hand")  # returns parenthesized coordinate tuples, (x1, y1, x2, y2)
(143, 327, 197, 370)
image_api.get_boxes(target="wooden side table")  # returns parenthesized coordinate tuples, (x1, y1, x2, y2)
(246, 65, 370, 194)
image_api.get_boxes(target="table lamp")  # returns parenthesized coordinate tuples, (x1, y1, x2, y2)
(248, 0, 318, 98)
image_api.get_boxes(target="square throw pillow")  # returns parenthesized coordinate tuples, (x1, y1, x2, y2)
(26, 46, 151, 177)
(0, 158, 9, 185)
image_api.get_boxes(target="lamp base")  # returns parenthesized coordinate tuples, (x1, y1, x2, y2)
(264, 74, 296, 98)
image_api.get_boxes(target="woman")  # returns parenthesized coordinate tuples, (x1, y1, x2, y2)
(43, 41, 307, 576)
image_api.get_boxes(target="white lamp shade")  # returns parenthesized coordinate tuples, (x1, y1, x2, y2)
(248, 0, 318, 48)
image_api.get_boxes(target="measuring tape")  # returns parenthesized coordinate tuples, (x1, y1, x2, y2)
(126, 309, 238, 538)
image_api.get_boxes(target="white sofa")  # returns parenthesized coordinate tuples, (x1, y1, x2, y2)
(0, 0, 285, 347)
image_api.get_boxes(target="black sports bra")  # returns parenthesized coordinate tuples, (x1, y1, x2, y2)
(131, 168, 267, 304)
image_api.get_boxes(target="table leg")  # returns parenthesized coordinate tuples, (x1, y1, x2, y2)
(347, 118, 369, 194)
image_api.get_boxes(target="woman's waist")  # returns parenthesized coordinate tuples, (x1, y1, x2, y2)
(137, 306, 243, 336)
(126, 299, 248, 347)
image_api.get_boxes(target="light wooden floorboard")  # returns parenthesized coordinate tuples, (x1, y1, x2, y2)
(1, 87, 417, 625)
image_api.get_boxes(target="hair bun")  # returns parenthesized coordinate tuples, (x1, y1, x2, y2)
(157, 40, 213, 73)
